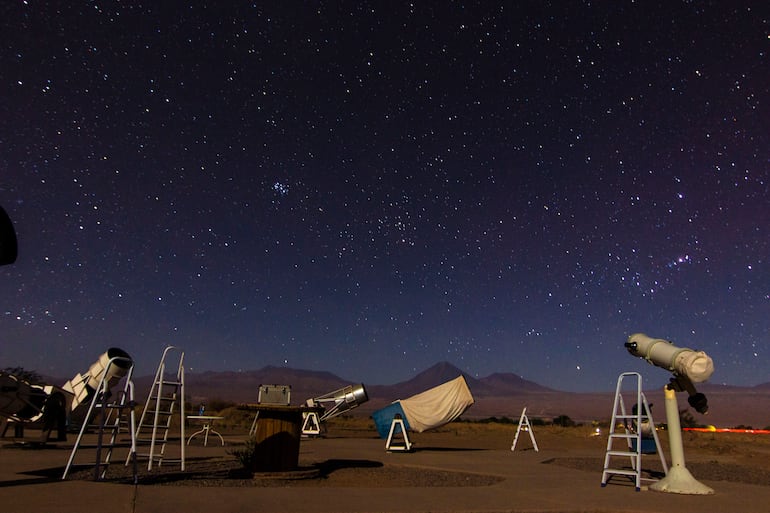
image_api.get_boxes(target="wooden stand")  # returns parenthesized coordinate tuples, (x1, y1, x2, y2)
(239, 404, 321, 471)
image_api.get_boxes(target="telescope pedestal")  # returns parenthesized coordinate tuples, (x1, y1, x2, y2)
(651, 465, 714, 495)
(301, 411, 321, 436)
(650, 387, 714, 495)
(385, 415, 412, 452)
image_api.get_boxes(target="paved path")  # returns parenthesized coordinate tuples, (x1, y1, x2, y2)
(1, 433, 768, 513)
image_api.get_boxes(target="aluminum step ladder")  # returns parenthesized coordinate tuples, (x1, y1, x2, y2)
(601, 372, 667, 491)
(131, 346, 185, 470)
(62, 356, 137, 481)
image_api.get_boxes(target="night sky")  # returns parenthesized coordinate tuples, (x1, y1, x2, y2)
(1, 2, 768, 392)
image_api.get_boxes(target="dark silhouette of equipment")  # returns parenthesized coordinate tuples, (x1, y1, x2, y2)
(0, 205, 17, 266)
(0, 373, 71, 441)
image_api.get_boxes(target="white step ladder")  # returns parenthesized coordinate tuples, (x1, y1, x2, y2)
(601, 372, 668, 491)
(511, 407, 539, 452)
(62, 355, 137, 481)
(132, 346, 185, 471)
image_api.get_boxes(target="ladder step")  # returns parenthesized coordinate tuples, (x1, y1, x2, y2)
(76, 443, 120, 449)
(606, 450, 636, 457)
(138, 424, 171, 431)
(158, 380, 182, 386)
(142, 410, 173, 417)
(603, 468, 638, 477)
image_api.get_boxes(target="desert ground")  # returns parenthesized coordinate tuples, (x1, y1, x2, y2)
(73, 414, 770, 487)
(3, 414, 770, 513)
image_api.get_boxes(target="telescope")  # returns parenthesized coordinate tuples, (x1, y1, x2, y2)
(301, 384, 368, 436)
(625, 332, 713, 382)
(305, 383, 368, 422)
(1, 347, 131, 443)
(63, 348, 133, 410)
(372, 375, 474, 451)
(624, 333, 714, 494)
(625, 332, 712, 413)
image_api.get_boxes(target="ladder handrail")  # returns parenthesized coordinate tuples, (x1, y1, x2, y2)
(130, 345, 185, 471)
(62, 356, 136, 480)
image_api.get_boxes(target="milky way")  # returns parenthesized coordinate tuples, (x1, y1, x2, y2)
(1, 2, 768, 392)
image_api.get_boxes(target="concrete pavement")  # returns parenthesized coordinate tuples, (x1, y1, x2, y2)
(1, 431, 768, 513)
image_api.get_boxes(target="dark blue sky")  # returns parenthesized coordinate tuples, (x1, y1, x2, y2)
(1, 2, 768, 392)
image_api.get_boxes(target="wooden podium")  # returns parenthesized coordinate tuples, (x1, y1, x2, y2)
(238, 404, 320, 471)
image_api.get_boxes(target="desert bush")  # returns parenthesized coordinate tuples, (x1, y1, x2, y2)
(228, 436, 258, 470)
(1, 367, 41, 382)
(474, 416, 515, 424)
(552, 415, 577, 427)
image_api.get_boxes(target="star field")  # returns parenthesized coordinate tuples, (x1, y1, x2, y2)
(0, 2, 768, 392)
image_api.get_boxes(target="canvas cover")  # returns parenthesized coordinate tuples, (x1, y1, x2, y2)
(371, 401, 409, 439)
(398, 375, 474, 433)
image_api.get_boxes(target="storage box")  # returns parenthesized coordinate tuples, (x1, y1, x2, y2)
(258, 384, 291, 405)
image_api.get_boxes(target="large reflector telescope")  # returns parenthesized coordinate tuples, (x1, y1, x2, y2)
(63, 348, 133, 410)
(372, 375, 474, 439)
(306, 383, 368, 422)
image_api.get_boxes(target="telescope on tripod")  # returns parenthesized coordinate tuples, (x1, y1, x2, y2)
(624, 333, 714, 494)
(302, 384, 368, 435)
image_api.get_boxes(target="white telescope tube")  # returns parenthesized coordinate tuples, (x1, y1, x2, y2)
(627, 333, 713, 383)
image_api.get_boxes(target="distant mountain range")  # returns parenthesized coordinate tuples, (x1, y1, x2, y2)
(132, 361, 770, 428)
(40, 361, 770, 428)
(164, 361, 554, 406)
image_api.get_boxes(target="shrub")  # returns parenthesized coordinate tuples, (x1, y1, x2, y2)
(228, 436, 258, 470)
(552, 415, 577, 427)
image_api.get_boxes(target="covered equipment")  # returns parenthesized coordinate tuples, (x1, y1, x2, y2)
(372, 375, 474, 439)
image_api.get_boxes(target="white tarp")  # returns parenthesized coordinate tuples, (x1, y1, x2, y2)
(398, 375, 474, 433)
